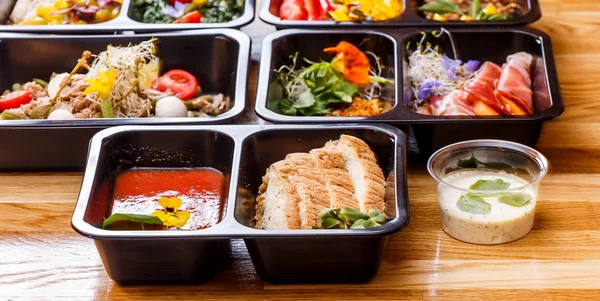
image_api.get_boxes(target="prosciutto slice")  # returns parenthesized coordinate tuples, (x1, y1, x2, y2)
(430, 91, 475, 116)
(463, 62, 509, 115)
(495, 52, 534, 115)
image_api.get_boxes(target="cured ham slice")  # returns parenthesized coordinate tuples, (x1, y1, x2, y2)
(495, 52, 534, 115)
(463, 62, 509, 115)
(430, 91, 475, 116)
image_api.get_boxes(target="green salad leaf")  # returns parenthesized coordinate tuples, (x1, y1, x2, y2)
(418, 0, 464, 15)
(278, 61, 359, 116)
(469, 178, 511, 191)
(469, 0, 482, 19)
(499, 193, 532, 207)
(315, 207, 388, 229)
(457, 194, 491, 214)
(102, 213, 164, 230)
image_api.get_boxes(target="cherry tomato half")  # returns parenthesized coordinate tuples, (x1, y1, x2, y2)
(173, 10, 201, 23)
(0, 90, 32, 111)
(152, 70, 199, 101)
(279, 0, 308, 20)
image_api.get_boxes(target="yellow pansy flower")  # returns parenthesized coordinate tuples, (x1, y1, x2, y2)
(83, 70, 118, 99)
(151, 197, 191, 228)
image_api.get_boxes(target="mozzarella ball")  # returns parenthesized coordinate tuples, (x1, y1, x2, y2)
(47, 73, 69, 99)
(155, 96, 188, 118)
(47, 109, 75, 120)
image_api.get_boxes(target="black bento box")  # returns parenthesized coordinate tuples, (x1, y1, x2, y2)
(71, 124, 410, 284)
(0, 29, 250, 171)
(260, 0, 541, 29)
(0, 0, 255, 33)
(254, 27, 564, 157)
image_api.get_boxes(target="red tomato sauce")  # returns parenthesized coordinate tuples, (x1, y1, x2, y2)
(111, 168, 225, 230)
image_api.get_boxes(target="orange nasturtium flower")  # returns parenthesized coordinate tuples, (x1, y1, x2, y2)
(151, 197, 191, 228)
(323, 41, 371, 86)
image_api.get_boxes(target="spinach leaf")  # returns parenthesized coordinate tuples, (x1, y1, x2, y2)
(340, 207, 369, 223)
(498, 193, 532, 207)
(293, 90, 316, 108)
(469, 178, 511, 191)
(280, 99, 297, 116)
(102, 213, 163, 229)
(418, 0, 464, 15)
(457, 194, 491, 214)
(469, 0, 481, 19)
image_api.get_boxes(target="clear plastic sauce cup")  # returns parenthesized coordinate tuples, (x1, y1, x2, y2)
(427, 140, 549, 245)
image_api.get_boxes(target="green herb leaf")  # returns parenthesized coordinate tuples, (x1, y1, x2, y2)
(457, 155, 479, 168)
(322, 217, 341, 229)
(340, 207, 369, 223)
(350, 219, 366, 229)
(368, 209, 387, 224)
(280, 99, 297, 116)
(418, 0, 464, 15)
(469, 178, 511, 191)
(469, 0, 481, 19)
(457, 194, 491, 214)
(100, 99, 115, 118)
(486, 13, 510, 20)
(297, 98, 331, 116)
(293, 90, 316, 108)
(102, 213, 163, 229)
(499, 193, 532, 207)
(318, 208, 340, 219)
(362, 219, 381, 228)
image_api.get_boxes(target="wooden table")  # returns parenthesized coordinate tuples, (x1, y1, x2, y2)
(1, 0, 598, 300)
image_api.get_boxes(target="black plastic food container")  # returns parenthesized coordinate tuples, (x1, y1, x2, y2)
(260, 0, 540, 29)
(0, 0, 255, 32)
(71, 124, 410, 284)
(0, 29, 250, 171)
(255, 28, 563, 157)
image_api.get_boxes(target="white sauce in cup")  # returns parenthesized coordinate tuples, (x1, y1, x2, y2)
(438, 170, 537, 244)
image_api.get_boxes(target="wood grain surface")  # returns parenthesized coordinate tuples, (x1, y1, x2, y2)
(1, 0, 599, 300)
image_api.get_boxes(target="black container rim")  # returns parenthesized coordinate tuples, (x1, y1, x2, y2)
(254, 27, 564, 124)
(0, 0, 255, 32)
(0, 29, 251, 127)
(71, 124, 410, 240)
(259, 0, 541, 28)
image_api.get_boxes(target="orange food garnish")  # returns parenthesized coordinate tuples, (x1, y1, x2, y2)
(473, 101, 500, 116)
(329, 98, 390, 117)
(323, 41, 371, 86)
(497, 95, 528, 115)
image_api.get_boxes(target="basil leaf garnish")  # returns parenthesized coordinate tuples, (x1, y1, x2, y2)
(102, 213, 163, 229)
(418, 0, 464, 15)
(340, 207, 369, 223)
(469, 178, 511, 191)
(498, 193, 532, 207)
(321, 217, 341, 229)
(457, 194, 491, 214)
(368, 209, 386, 224)
(469, 0, 481, 19)
(350, 219, 366, 229)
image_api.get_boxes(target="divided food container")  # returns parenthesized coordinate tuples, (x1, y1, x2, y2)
(71, 124, 410, 284)
(255, 27, 564, 157)
(0, 0, 255, 32)
(260, 0, 541, 29)
(0, 29, 250, 170)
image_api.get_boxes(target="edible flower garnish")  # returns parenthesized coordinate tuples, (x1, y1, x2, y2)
(83, 70, 118, 99)
(323, 41, 371, 86)
(151, 196, 191, 228)
(418, 79, 442, 100)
